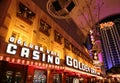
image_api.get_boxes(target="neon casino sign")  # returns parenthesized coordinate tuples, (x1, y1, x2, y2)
(5, 37, 99, 75)
(66, 56, 98, 75)
(6, 37, 60, 65)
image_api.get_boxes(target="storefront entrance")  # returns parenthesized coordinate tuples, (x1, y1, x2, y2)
(66, 76, 73, 83)
(0, 61, 28, 83)
(33, 69, 47, 83)
(53, 74, 62, 83)
(73, 78, 80, 83)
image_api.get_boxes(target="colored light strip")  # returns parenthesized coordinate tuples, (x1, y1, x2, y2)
(0, 56, 3, 60)
(2, 57, 66, 72)
(64, 67, 103, 79)
(6, 57, 10, 62)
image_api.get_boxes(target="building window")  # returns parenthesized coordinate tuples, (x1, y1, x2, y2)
(53, 74, 62, 83)
(71, 45, 80, 55)
(76, 50, 81, 56)
(37, 43, 42, 47)
(64, 39, 71, 50)
(11, 32, 17, 38)
(11, 31, 20, 42)
(39, 19, 51, 36)
(17, 2, 35, 25)
(54, 30, 62, 44)
(11, 31, 29, 44)
(71, 45, 76, 53)
(43, 46, 47, 52)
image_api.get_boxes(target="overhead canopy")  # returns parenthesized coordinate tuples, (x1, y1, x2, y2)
(32, 0, 120, 46)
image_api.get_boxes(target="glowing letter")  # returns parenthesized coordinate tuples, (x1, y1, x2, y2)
(21, 47, 30, 58)
(9, 37, 15, 43)
(73, 59, 78, 68)
(55, 57, 60, 65)
(42, 53, 46, 62)
(66, 56, 72, 67)
(47, 55, 53, 64)
(6, 43, 17, 54)
(33, 50, 40, 60)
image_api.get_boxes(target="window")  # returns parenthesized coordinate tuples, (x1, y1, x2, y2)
(71, 45, 76, 53)
(64, 39, 71, 50)
(37, 43, 42, 47)
(11, 31, 29, 44)
(54, 30, 62, 44)
(11, 31, 20, 42)
(71, 45, 80, 55)
(76, 50, 81, 56)
(39, 19, 51, 36)
(11, 32, 17, 38)
(53, 74, 62, 83)
(43, 46, 47, 52)
(17, 2, 35, 25)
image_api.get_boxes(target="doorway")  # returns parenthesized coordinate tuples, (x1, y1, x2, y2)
(0, 61, 28, 83)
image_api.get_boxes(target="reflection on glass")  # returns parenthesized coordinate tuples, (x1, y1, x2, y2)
(33, 70, 47, 83)
(66, 77, 73, 83)
(14, 72, 21, 83)
(73, 78, 79, 83)
(53, 74, 62, 83)
(4, 71, 22, 83)
(5, 71, 13, 83)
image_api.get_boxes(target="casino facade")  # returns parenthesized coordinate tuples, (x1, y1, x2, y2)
(0, 0, 102, 83)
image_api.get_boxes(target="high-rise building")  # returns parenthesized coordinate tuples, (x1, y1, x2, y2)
(100, 20, 120, 70)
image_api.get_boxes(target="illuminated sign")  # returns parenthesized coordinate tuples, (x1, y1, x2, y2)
(66, 55, 97, 74)
(5, 37, 99, 75)
(6, 37, 60, 65)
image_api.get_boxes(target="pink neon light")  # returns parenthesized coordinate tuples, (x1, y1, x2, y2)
(46, 64, 48, 67)
(49, 64, 51, 68)
(55, 66, 57, 69)
(42, 63, 45, 67)
(39, 63, 41, 66)
(6, 57, 10, 62)
(30, 61, 34, 65)
(60, 66, 62, 69)
(0, 56, 3, 60)
(35, 62, 38, 66)
(52, 65, 54, 68)
(11, 58, 15, 63)
(26, 61, 30, 65)
(17, 59, 21, 63)
(22, 60, 25, 64)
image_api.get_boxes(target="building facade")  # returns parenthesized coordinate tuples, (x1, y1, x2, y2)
(0, 0, 102, 83)
(100, 20, 120, 70)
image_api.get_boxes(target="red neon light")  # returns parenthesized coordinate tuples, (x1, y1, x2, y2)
(59, 66, 62, 69)
(6, 57, 10, 62)
(42, 63, 45, 67)
(0, 56, 3, 60)
(30, 61, 34, 65)
(46, 64, 48, 67)
(49, 64, 51, 68)
(52, 65, 54, 68)
(17, 59, 21, 63)
(35, 62, 38, 66)
(22, 60, 25, 64)
(57, 66, 59, 69)
(26, 61, 30, 65)
(11, 58, 15, 63)
(55, 65, 57, 69)
(39, 63, 41, 66)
